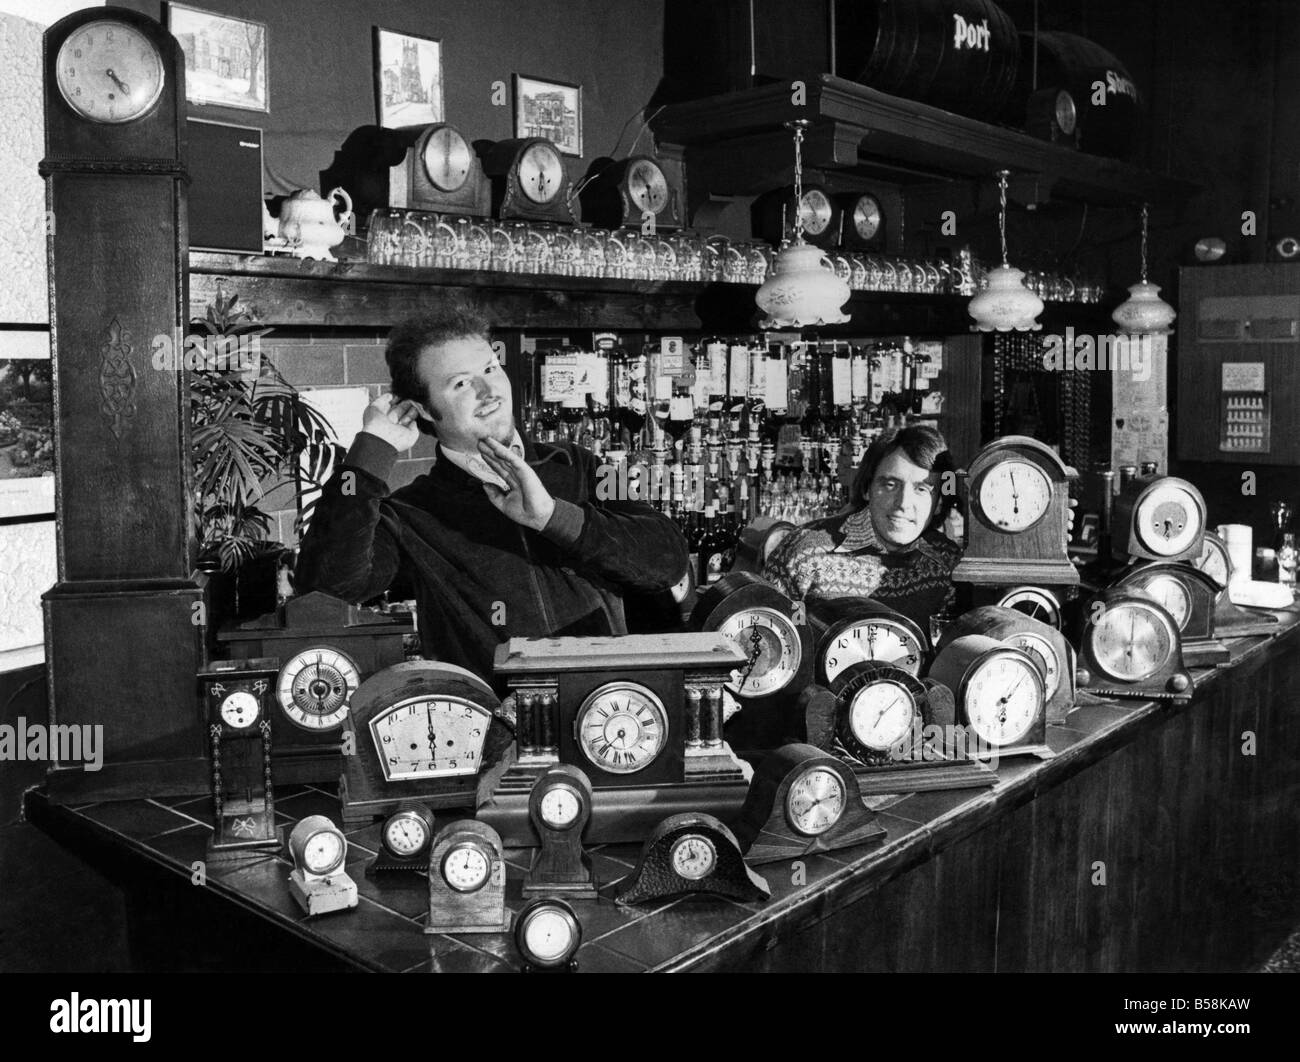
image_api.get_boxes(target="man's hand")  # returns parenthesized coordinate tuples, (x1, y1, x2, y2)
(361, 393, 426, 452)
(477, 437, 556, 531)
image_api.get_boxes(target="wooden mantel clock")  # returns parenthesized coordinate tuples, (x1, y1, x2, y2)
(41, 8, 208, 801)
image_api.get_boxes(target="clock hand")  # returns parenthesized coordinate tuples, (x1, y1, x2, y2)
(737, 626, 764, 691)
(105, 68, 129, 94)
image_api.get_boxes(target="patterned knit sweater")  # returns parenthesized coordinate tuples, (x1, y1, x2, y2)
(761, 507, 962, 631)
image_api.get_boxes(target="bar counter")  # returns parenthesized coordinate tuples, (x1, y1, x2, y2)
(24, 608, 1300, 973)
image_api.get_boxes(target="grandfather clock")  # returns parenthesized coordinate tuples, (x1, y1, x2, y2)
(40, 8, 208, 801)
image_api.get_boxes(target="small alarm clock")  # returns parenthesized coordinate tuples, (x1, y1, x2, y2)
(515, 898, 583, 972)
(1078, 589, 1193, 702)
(524, 765, 598, 898)
(617, 812, 769, 906)
(367, 800, 436, 876)
(1114, 561, 1228, 666)
(807, 597, 929, 687)
(479, 137, 577, 224)
(425, 820, 511, 934)
(1111, 475, 1207, 563)
(288, 815, 359, 916)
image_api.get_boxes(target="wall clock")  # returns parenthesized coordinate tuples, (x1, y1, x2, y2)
(515, 898, 583, 972)
(479, 633, 750, 844)
(1077, 589, 1193, 702)
(617, 812, 769, 906)
(952, 435, 1080, 595)
(579, 154, 682, 232)
(218, 591, 413, 784)
(836, 191, 886, 250)
(199, 658, 281, 861)
(1114, 561, 1229, 666)
(340, 660, 513, 828)
(732, 743, 884, 863)
(927, 634, 1052, 761)
(425, 820, 510, 934)
(1111, 475, 1207, 563)
(807, 597, 929, 686)
(479, 137, 577, 223)
(288, 815, 358, 916)
(366, 800, 436, 876)
(524, 765, 598, 898)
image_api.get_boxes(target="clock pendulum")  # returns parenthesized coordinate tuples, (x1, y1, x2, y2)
(515, 898, 583, 972)
(617, 813, 770, 906)
(425, 820, 511, 934)
(524, 765, 598, 898)
(288, 815, 358, 916)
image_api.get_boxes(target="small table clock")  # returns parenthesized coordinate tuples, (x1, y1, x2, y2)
(807, 597, 929, 686)
(579, 154, 682, 231)
(1111, 475, 1207, 563)
(1195, 530, 1280, 637)
(1077, 589, 1193, 702)
(952, 435, 1080, 595)
(288, 815, 358, 916)
(515, 898, 583, 972)
(753, 184, 839, 248)
(732, 744, 885, 864)
(524, 765, 598, 898)
(200, 658, 282, 861)
(732, 517, 796, 574)
(836, 191, 887, 251)
(479, 137, 577, 224)
(367, 801, 436, 876)
(997, 586, 1065, 630)
(1114, 561, 1229, 666)
(617, 812, 770, 906)
(425, 820, 511, 935)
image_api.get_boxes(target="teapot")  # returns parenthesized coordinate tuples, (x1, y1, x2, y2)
(276, 187, 353, 262)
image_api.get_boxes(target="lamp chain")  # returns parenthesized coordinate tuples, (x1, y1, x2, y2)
(792, 122, 806, 241)
(998, 169, 1010, 267)
(1140, 202, 1150, 283)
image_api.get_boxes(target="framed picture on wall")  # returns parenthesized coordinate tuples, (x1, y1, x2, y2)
(165, 3, 269, 112)
(0, 334, 54, 524)
(374, 28, 444, 128)
(513, 74, 582, 156)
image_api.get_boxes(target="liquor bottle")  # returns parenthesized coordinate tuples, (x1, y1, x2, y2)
(696, 503, 730, 586)
(1272, 501, 1296, 587)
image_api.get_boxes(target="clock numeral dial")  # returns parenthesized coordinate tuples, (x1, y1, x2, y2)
(964, 652, 1044, 747)
(575, 682, 668, 775)
(824, 620, 924, 683)
(785, 766, 847, 837)
(56, 20, 165, 125)
(1090, 601, 1177, 682)
(669, 834, 717, 880)
(846, 679, 917, 751)
(277, 648, 361, 731)
(367, 694, 492, 782)
(719, 606, 802, 697)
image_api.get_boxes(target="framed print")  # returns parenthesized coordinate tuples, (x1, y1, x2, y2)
(375, 28, 444, 128)
(514, 74, 582, 156)
(0, 341, 54, 523)
(166, 3, 269, 112)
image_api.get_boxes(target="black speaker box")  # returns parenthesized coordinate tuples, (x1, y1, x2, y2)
(186, 118, 264, 253)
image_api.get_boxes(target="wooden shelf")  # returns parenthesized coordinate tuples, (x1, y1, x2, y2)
(652, 74, 1200, 206)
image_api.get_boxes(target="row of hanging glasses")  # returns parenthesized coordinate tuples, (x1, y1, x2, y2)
(364, 208, 1102, 301)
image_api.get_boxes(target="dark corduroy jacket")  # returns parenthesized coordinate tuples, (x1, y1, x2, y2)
(296, 432, 689, 690)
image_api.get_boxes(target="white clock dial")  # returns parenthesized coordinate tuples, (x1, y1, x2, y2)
(823, 620, 923, 683)
(1194, 536, 1231, 589)
(852, 194, 882, 240)
(443, 843, 491, 892)
(518, 142, 564, 204)
(522, 906, 576, 963)
(303, 829, 345, 875)
(1055, 90, 1078, 135)
(575, 682, 668, 775)
(422, 125, 472, 191)
(56, 20, 165, 124)
(1134, 483, 1201, 556)
(383, 813, 430, 857)
(277, 648, 361, 731)
(219, 690, 260, 729)
(627, 158, 669, 215)
(1138, 574, 1192, 629)
(1009, 632, 1062, 700)
(847, 680, 917, 750)
(368, 695, 491, 782)
(964, 651, 1042, 747)
(978, 460, 1053, 532)
(670, 834, 716, 880)
(719, 607, 802, 697)
(798, 188, 834, 237)
(785, 766, 847, 837)
(1091, 601, 1177, 682)
(539, 786, 581, 829)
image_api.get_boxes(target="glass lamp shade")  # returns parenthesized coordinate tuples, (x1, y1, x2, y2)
(968, 265, 1044, 332)
(755, 240, 851, 328)
(1111, 280, 1176, 334)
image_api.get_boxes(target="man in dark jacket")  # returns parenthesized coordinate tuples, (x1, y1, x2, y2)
(296, 309, 689, 688)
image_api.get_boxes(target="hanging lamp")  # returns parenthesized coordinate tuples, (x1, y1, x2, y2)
(1112, 203, 1176, 334)
(968, 170, 1043, 332)
(755, 120, 851, 329)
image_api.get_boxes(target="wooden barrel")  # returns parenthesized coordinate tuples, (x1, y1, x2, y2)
(843, 0, 1021, 121)
(1012, 31, 1140, 157)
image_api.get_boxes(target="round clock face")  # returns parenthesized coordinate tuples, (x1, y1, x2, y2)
(539, 785, 582, 830)
(302, 829, 346, 875)
(219, 690, 260, 729)
(1055, 90, 1078, 135)
(443, 843, 492, 893)
(1194, 535, 1231, 589)
(798, 188, 834, 237)
(785, 766, 847, 837)
(1090, 599, 1178, 682)
(719, 606, 802, 698)
(1134, 482, 1201, 557)
(977, 459, 1052, 532)
(575, 682, 668, 775)
(422, 126, 472, 192)
(383, 812, 430, 857)
(669, 834, 717, 881)
(852, 194, 882, 241)
(998, 586, 1062, 630)
(277, 649, 361, 731)
(847, 679, 917, 751)
(627, 158, 669, 215)
(1136, 574, 1192, 629)
(822, 619, 924, 684)
(56, 20, 165, 124)
(964, 650, 1043, 747)
(518, 142, 564, 204)
(368, 694, 490, 782)
(1008, 632, 1062, 700)
(519, 904, 579, 966)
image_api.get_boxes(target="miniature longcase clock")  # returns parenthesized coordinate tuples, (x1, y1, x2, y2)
(479, 137, 576, 223)
(288, 815, 358, 916)
(200, 658, 281, 861)
(218, 592, 413, 784)
(579, 154, 682, 231)
(426, 820, 510, 934)
(1114, 562, 1228, 666)
(340, 660, 514, 828)
(478, 633, 750, 845)
(807, 597, 929, 687)
(617, 813, 769, 906)
(524, 765, 598, 898)
(953, 435, 1080, 599)
(1077, 589, 1192, 703)
(1111, 475, 1207, 563)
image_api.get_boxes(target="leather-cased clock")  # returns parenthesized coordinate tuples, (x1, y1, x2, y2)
(478, 137, 577, 223)
(807, 597, 930, 687)
(524, 765, 598, 898)
(218, 591, 413, 784)
(1113, 561, 1229, 666)
(617, 812, 769, 906)
(478, 633, 750, 845)
(1111, 474, 1206, 563)
(579, 154, 682, 232)
(1076, 588, 1193, 703)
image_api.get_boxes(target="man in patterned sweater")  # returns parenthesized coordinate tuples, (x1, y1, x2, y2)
(762, 425, 963, 631)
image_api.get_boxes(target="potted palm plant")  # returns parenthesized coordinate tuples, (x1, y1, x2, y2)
(191, 293, 344, 621)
